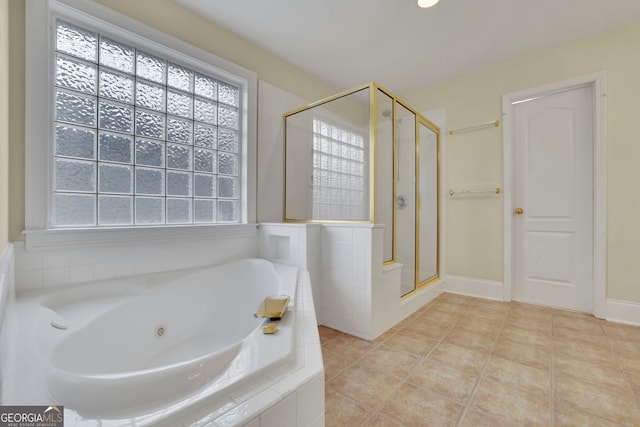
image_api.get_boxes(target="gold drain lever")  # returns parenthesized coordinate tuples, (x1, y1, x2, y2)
(263, 322, 278, 334)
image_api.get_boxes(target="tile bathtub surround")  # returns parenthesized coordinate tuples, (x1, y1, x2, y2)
(13, 230, 258, 293)
(321, 293, 640, 427)
(196, 268, 325, 427)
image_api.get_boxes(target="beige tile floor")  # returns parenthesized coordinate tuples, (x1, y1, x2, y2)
(320, 292, 640, 426)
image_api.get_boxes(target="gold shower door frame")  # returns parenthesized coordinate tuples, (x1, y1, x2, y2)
(414, 115, 441, 293)
(282, 82, 440, 296)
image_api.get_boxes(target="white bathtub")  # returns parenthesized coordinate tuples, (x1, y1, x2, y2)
(5, 258, 317, 426)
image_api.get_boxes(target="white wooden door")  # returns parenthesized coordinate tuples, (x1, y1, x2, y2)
(513, 85, 594, 312)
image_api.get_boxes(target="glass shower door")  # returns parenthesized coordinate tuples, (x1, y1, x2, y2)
(396, 102, 416, 297)
(376, 90, 395, 263)
(417, 119, 439, 285)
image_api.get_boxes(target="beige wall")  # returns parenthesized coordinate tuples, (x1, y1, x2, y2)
(6, 0, 339, 242)
(401, 22, 640, 303)
(92, 0, 338, 103)
(0, 0, 9, 258)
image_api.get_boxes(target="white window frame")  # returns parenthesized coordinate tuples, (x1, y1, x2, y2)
(24, 0, 258, 250)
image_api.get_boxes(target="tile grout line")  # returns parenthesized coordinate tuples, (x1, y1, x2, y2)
(455, 300, 512, 427)
(359, 294, 464, 426)
(601, 320, 640, 415)
(410, 298, 477, 425)
(325, 322, 430, 426)
(323, 297, 640, 426)
(551, 315, 636, 425)
(357, 295, 473, 426)
(546, 310, 639, 425)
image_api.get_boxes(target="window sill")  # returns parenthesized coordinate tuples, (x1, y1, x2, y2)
(23, 224, 258, 252)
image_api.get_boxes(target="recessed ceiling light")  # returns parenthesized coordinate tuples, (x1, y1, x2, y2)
(417, 0, 440, 8)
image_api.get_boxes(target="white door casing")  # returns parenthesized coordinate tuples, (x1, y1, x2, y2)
(502, 73, 607, 317)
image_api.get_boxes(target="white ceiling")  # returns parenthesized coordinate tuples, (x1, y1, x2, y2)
(177, 0, 640, 94)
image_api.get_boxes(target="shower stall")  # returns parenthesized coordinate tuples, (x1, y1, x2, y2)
(284, 83, 440, 297)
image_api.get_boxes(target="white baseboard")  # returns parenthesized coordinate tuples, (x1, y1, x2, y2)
(444, 276, 640, 326)
(605, 299, 640, 326)
(445, 275, 504, 301)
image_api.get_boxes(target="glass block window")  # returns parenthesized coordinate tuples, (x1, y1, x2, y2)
(53, 19, 241, 227)
(312, 119, 367, 220)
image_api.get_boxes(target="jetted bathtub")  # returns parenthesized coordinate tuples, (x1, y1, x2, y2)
(7, 258, 300, 425)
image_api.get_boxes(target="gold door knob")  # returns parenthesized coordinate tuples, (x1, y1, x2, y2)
(514, 208, 524, 215)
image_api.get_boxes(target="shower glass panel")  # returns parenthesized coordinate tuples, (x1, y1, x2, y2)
(376, 90, 394, 262)
(284, 82, 440, 298)
(396, 102, 417, 297)
(284, 87, 370, 221)
(418, 120, 439, 284)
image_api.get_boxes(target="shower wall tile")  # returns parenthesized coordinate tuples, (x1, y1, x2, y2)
(259, 224, 297, 265)
(353, 287, 370, 320)
(262, 222, 435, 342)
(320, 224, 375, 339)
(341, 227, 354, 240)
(326, 285, 354, 315)
(353, 227, 369, 243)
(258, 223, 323, 318)
(353, 261, 366, 289)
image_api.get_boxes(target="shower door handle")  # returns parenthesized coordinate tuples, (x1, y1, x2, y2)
(397, 195, 408, 209)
